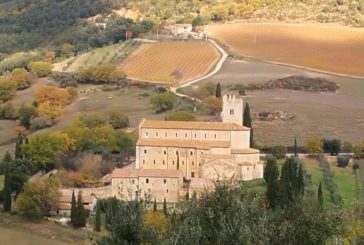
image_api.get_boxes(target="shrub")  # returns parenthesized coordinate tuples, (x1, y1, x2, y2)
(271, 145, 287, 159)
(202, 96, 222, 115)
(150, 92, 176, 113)
(0, 78, 17, 102)
(18, 104, 37, 129)
(337, 156, 350, 168)
(108, 111, 129, 129)
(30, 116, 53, 131)
(353, 162, 360, 170)
(29, 61, 53, 77)
(167, 111, 197, 121)
(0, 102, 18, 119)
(52, 72, 78, 88)
(78, 64, 126, 84)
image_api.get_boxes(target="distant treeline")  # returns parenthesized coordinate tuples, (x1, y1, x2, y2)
(0, 0, 153, 55)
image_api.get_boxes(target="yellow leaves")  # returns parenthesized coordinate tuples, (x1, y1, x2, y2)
(29, 61, 53, 77)
(10, 68, 30, 89)
(78, 64, 126, 83)
(344, 220, 364, 244)
(145, 210, 167, 234)
(35, 85, 71, 119)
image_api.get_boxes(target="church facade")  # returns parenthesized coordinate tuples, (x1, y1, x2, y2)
(111, 94, 263, 202)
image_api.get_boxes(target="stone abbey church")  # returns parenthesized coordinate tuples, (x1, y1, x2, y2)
(111, 94, 263, 202)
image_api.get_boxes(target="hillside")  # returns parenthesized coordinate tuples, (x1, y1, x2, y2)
(1, 0, 363, 56)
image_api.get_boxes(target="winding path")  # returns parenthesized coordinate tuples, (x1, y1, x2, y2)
(170, 39, 228, 100)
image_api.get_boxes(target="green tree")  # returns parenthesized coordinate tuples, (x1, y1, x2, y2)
(21, 132, 71, 170)
(215, 82, 221, 98)
(304, 136, 323, 155)
(10, 68, 30, 90)
(264, 156, 280, 209)
(3, 169, 12, 212)
(18, 104, 37, 129)
(294, 138, 298, 156)
(271, 145, 287, 159)
(61, 43, 75, 58)
(243, 102, 254, 147)
(167, 111, 197, 121)
(75, 191, 86, 228)
(318, 181, 323, 211)
(16, 177, 61, 220)
(14, 135, 23, 159)
(29, 61, 53, 77)
(78, 64, 125, 84)
(153, 198, 157, 212)
(150, 92, 176, 113)
(163, 198, 168, 216)
(279, 157, 304, 208)
(71, 190, 76, 226)
(95, 201, 101, 232)
(202, 96, 222, 115)
(0, 78, 17, 102)
(108, 111, 129, 129)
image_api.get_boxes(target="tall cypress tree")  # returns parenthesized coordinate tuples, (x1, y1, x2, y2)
(153, 198, 157, 212)
(95, 202, 101, 232)
(215, 82, 222, 98)
(71, 190, 76, 227)
(263, 156, 280, 209)
(3, 167, 12, 212)
(14, 136, 20, 159)
(76, 191, 86, 228)
(298, 164, 305, 196)
(243, 103, 254, 147)
(318, 181, 323, 211)
(163, 198, 168, 216)
(294, 138, 298, 156)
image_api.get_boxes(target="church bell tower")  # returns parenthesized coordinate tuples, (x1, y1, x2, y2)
(221, 94, 243, 125)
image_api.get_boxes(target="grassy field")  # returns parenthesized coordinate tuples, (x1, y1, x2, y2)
(178, 81, 364, 145)
(302, 158, 357, 209)
(53, 40, 139, 72)
(0, 213, 90, 244)
(0, 226, 68, 245)
(0, 85, 196, 157)
(206, 23, 364, 77)
(120, 41, 221, 85)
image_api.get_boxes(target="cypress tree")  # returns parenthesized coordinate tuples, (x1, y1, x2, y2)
(298, 164, 305, 196)
(215, 82, 221, 98)
(294, 138, 298, 156)
(95, 202, 101, 232)
(163, 198, 168, 216)
(76, 191, 86, 228)
(318, 181, 323, 211)
(243, 103, 254, 147)
(263, 156, 280, 209)
(71, 190, 76, 227)
(3, 168, 12, 212)
(153, 198, 157, 212)
(14, 136, 20, 159)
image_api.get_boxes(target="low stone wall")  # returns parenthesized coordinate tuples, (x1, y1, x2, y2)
(61, 185, 113, 199)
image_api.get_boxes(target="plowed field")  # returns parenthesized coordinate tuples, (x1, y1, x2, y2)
(120, 41, 221, 85)
(206, 23, 364, 77)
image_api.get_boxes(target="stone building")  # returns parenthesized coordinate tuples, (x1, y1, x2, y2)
(111, 94, 263, 202)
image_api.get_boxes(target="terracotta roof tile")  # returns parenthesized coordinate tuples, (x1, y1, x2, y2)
(140, 120, 249, 131)
(137, 138, 230, 149)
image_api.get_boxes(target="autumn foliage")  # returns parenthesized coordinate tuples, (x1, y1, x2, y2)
(35, 85, 72, 119)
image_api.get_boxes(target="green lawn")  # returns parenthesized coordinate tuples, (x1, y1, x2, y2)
(302, 158, 357, 209)
(331, 165, 357, 209)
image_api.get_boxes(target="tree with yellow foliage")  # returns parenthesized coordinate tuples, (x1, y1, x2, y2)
(10, 68, 31, 89)
(35, 85, 70, 119)
(145, 210, 167, 234)
(21, 132, 73, 170)
(29, 61, 53, 77)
